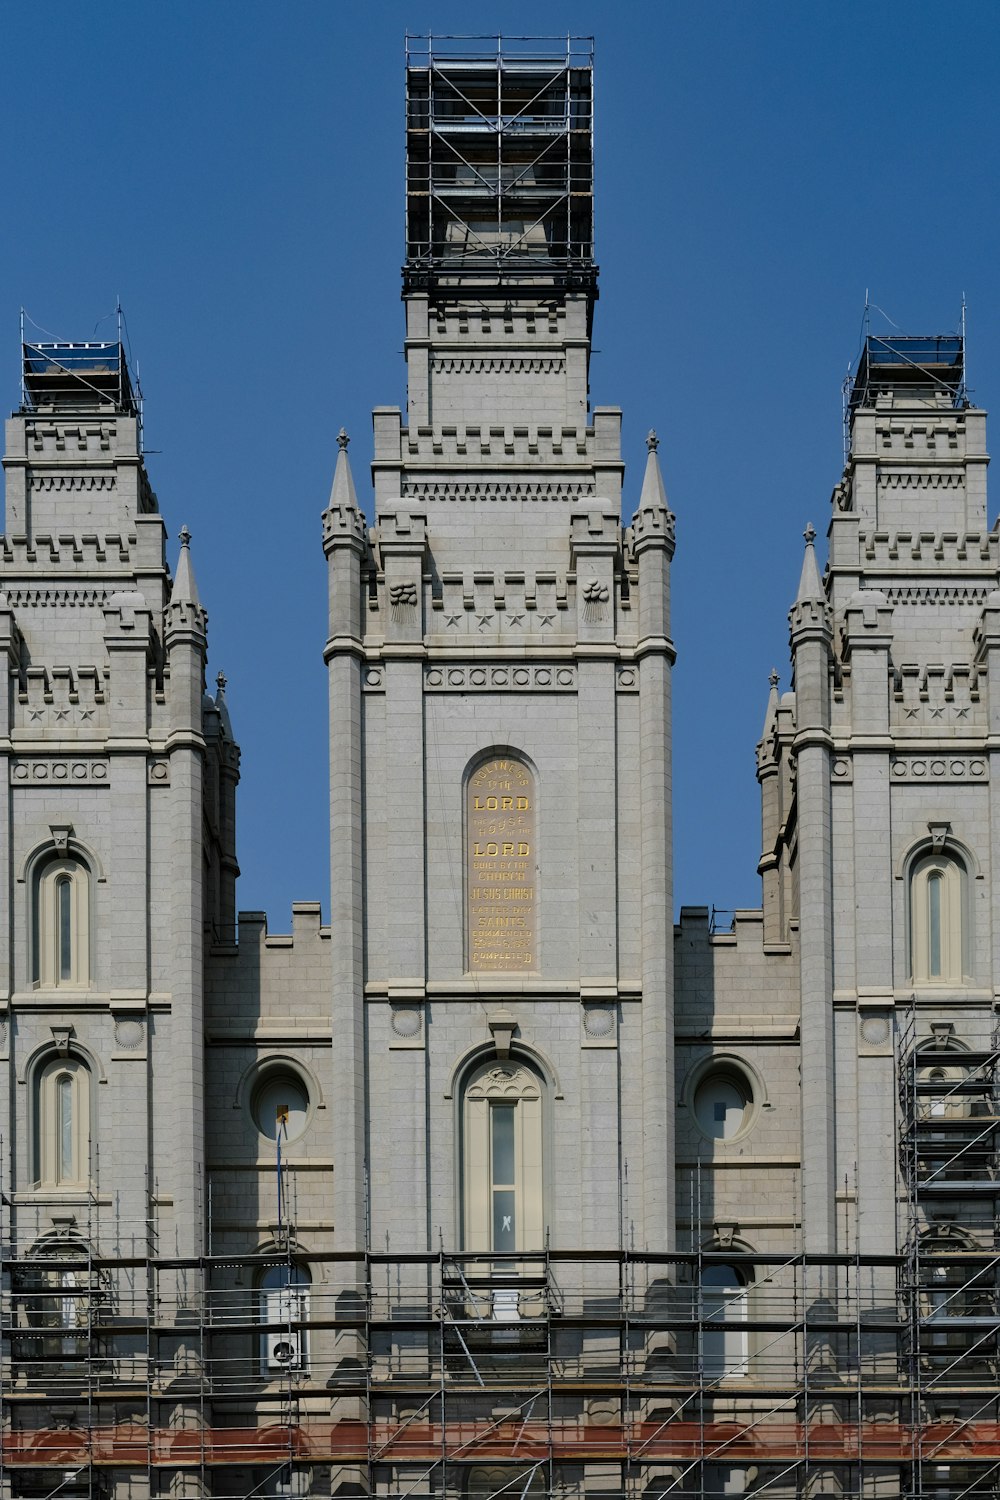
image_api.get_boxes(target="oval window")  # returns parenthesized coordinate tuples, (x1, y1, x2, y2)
(252, 1071, 310, 1142)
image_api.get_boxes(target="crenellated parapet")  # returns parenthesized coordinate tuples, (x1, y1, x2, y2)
(322, 501, 367, 552)
(857, 527, 998, 569)
(372, 405, 625, 516)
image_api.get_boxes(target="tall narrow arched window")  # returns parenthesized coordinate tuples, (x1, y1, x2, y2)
(14, 1240, 94, 1364)
(910, 853, 966, 985)
(34, 1056, 90, 1188)
(701, 1262, 749, 1380)
(32, 856, 91, 988)
(461, 1059, 544, 1253)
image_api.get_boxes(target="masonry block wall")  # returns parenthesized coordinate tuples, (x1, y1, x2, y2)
(0, 365, 238, 1265)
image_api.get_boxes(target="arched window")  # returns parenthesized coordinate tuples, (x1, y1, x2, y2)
(32, 856, 91, 988)
(701, 1262, 749, 1380)
(919, 1233, 992, 1369)
(461, 1059, 544, 1253)
(34, 1056, 90, 1188)
(13, 1240, 95, 1364)
(910, 853, 966, 985)
(259, 1262, 310, 1375)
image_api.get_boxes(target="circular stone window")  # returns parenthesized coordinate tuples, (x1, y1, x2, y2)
(693, 1067, 754, 1142)
(251, 1069, 310, 1142)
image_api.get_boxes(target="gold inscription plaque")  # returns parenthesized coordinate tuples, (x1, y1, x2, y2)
(467, 757, 535, 972)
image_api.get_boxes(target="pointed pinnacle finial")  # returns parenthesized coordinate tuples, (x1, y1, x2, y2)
(216, 670, 227, 698)
(328, 429, 360, 512)
(794, 519, 825, 607)
(179, 525, 192, 549)
(760, 664, 781, 740)
(646, 429, 659, 452)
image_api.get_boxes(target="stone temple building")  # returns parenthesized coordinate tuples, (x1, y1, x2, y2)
(2, 32, 999, 1500)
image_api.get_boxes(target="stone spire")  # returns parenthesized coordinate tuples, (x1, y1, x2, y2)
(214, 669, 233, 738)
(789, 522, 830, 645)
(171, 525, 202, 609)
(639, 429, 670, 512)
(755, 669, 781, 776)
(165, 525, 208, 646)
(796, 522, 824, 604)
(328, 429, 360, 513)
(632, 430, 675, 554)
(762, 667, 780, 734)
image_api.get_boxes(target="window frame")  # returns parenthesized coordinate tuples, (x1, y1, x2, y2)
(909, 851, 967, 986)
(700, 1261, 751, 1381)
(13, 1240, 96, 1364)
(250, 1067, 312, 1144)
(460, 1056, 546, 1254)
(683, 1055, 764, 1146)
(31, 854, 92, 990)
(33, 1054, 91, 1189)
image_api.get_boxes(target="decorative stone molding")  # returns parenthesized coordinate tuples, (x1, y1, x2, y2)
(321, 503, 366, 546)
(632, 502, 676, 549)
(31, 474, 117, 492)
(889, 757, 987, 782)
(390, 1005, 422, 1038)
(148, 760, 170, 786)
(432, 356, 565, 375)
(885, 586, 990, 605)
(50, 1024, 73, 1056)
(403, 480, 594, 502)
(388, 581, 418, 608)
(388, 1003, 424, 1051)
(858, 1011, 892, 1055)
(927, 819, 952, 853)
(879, 472, 964, 488)
(582, 1005, 616, 1048)
(712, 1223, 739, 1250)
(26, 421, 116, 453)
(423, 664, 576, 692)
(616, 666, 638, 692)
(487, 1009, 517, 1060)
(582, 578, 610, 622)
(11, 760, 109, 785)
(114, 1019, 146, 1053)
(5, 587, 114, 608)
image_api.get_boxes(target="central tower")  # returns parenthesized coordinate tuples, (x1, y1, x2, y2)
(324, 36, 676, 1256)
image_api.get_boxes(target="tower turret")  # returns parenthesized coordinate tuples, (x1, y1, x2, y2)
(326, 35, 676, 1261)
(0, 331, 235, 1263)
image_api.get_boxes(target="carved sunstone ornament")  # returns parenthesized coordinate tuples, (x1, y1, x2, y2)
(467, 757, 535, 972)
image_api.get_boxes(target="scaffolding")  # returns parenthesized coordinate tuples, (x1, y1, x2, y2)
(403, 35, 595, 297)
(20, 304, 139, 422)
(5, 1230, 1000, 1499)
(3, 1019, 1000, 1498)
(896, 1011, 1000, 1499)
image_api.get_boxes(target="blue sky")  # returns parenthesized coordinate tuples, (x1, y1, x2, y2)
(2, 2, 999, 925)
